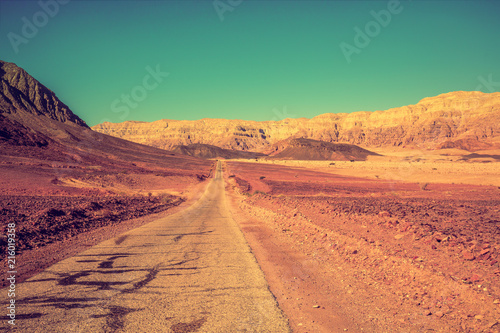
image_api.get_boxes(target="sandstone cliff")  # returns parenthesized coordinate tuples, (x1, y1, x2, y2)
(92, 91, 500, 152)
(172, 143, 266, 159)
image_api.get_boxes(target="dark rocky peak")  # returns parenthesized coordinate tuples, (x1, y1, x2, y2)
(0, 60, 88, 128)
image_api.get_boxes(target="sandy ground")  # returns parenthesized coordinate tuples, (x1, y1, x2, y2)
(224, 157, 500, 332)
(2, 146, 499, 332)
(2, 162, 289, 332)
(234, 148, 500, 187)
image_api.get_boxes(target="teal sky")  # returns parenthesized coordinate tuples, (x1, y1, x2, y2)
(1, 0, 499, 126)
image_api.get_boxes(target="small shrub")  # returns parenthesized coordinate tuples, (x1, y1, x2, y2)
(419, 182, 429, 191)
(51, 177, 62, 185)
(46, 208, 66, 217)
(259, 176, 266, 180)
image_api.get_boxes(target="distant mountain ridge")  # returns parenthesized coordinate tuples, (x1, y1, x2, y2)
(93, 91, 500, 152)
(172, 143, 266, 159)
(0, 60, 211, 176)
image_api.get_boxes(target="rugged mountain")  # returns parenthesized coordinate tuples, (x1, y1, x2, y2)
(172, 143, 266, 159)
(0, 60, 89, 148)
(0, 60, 87, 128)
(269, 138, 379, 161)
(0, 60, 211, 175)
(93, 91, 500, 152)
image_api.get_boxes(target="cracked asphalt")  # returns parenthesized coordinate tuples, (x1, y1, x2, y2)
(3, 162, 290, 332)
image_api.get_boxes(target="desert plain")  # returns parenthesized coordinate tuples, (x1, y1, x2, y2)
(2, 148, 499, 332)
(1, 59, 500, 332)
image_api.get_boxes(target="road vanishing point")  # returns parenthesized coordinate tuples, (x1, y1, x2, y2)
(3, 162, 290, 332)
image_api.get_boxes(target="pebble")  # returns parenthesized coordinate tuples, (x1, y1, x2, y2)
(475, 315, 484, 320)
(469, 273, 482, 282)
(479, 248, 490, 255)
(462, 250, 475, 261)
(313, 305, 321, 308)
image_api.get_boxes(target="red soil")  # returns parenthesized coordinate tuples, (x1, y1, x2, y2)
(0, 147, 215, 288)
(226, 161, 500, 332)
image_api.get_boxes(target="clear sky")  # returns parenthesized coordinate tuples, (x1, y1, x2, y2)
(1, 0, 499, 126)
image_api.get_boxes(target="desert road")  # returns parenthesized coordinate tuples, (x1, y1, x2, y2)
(2, 162, 290, 332)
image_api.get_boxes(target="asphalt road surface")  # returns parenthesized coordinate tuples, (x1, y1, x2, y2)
(3, 162, 290, 332)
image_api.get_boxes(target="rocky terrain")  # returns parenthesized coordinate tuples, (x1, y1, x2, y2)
(93, 91, 500, 152)
(0, 194, 183, 256)
(2, 59, 499, 331)
(0, 60, 214, 287)
(225, 160, 500, 332)
(0, 60, 88, 127)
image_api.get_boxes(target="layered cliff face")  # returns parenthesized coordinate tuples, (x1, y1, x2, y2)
(93, 91, 500, 152)
(172, 143, 266, 159)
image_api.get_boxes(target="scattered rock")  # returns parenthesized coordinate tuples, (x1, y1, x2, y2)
(462, 250, 475, 261)
(435, 311, 444, 318)
(394, 234, 405, 240)
(379, 211, 391, 218)
(479, 248, 490, 256)
(312, 305, 321, 308)
(475, 315, 484, 320)
(469, 274, 482, 282)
